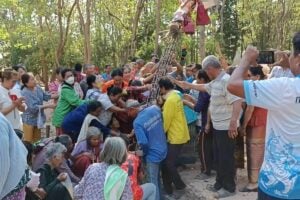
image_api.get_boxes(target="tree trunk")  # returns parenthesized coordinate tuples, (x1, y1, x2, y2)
(55, 0, 77, 66)
(129, 0, 146, 57)
(38, 16, 49, 90)
(199, 25, 206, 62)
(154, 0, 162, 54)
(77, 0, 93, 64)
(220, 0, 227, 45)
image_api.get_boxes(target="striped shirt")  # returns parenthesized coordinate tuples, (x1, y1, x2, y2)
(205, 71, 240, 130)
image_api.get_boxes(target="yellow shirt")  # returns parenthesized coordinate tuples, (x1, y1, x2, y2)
(162, 90, 190, 144)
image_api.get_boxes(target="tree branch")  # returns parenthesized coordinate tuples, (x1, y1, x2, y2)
(103, 3, 130, 30)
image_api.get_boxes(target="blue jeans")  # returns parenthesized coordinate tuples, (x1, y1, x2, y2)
(141, 183, 156, 200)
(146, 162, 161, 200)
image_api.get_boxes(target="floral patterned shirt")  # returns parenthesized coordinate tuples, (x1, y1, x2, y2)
(74, 162, 133, 200)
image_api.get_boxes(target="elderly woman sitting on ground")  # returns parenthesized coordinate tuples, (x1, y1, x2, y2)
(74, 137, 133, 200)
(32, 135, 80, 184)
(71, 126, 104, 177)
(33, 143, 72, 200)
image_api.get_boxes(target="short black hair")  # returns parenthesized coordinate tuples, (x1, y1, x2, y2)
(249, 65, 266, 80)
(12, 64, 26, 72)
(74, 63, 82, 72)
(186, 64, 193, 69)
(87, 101, 102, 113)
(21, 73, 31, 90)
(292, 31, 300, 56)
(111, 68, 123, 78)
(55, 67, 64, 75)
(107, 86, 123, 96)
(104, 65, 111, 69)
(86, 75, 96, 89)
(194, 64, 202, 70)
(158, 77, 174, 90)
(129, 79, 142, 87)
(197, 70, 210, 83)
(61, 68, 72, 79)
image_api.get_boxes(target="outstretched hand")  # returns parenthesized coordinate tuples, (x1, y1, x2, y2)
(169, 77, 190, 90)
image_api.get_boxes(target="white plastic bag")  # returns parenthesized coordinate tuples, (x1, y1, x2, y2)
(26, 171, 40, 192)
(37, 107, 46, 129)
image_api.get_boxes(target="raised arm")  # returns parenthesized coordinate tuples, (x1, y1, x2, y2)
(227, 46, 259, 98)
(172, 78, 207, 92)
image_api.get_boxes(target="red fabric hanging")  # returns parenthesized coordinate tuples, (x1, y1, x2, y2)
(183, 14, 195, 35)
(196, 0, 211, 26)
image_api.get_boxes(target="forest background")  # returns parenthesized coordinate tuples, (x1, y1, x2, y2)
(0, 0, 299, 84)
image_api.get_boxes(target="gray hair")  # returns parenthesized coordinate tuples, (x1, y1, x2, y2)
(136, 59, 145, 65)
(84, 64, 95, 70)
(100, 137, 127, 165)
(45, 143, 66, 160)
(202, 55, 221, 70)
(87, 126, 103, 141)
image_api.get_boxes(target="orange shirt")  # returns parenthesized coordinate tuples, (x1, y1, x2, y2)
(101, 80, 128, 93)
(121, 153, 143, 200)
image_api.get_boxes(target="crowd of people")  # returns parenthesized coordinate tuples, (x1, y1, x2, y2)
(0, 31, 300, 200)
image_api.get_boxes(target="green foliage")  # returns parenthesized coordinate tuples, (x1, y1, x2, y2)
(0, 0, 299, 76)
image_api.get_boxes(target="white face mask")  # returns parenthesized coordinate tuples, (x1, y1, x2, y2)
(65, 76, 75, 85)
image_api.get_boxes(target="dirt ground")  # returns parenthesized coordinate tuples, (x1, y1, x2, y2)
(43, 108, 257, 200)
(176, 163, 257, 200)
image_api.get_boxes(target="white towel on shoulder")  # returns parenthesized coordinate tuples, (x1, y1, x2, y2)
(77, 114, 101, 142)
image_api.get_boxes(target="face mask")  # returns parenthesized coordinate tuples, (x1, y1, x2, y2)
(65, 76, 75, 85)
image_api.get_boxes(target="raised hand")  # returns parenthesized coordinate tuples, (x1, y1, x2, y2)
(242, 45, 259, 64)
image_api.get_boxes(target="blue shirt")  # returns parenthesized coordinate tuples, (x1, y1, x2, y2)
(186, 76, 194, 83)
(61, 104, 110, 142)
(21, 86, 51, 126)
(244, 77, 300, 199)
(101, 73, 111, 82)
(133, 105, 167, 163)
(194, 91, 210, 131)
(176, 91, 197, 124)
